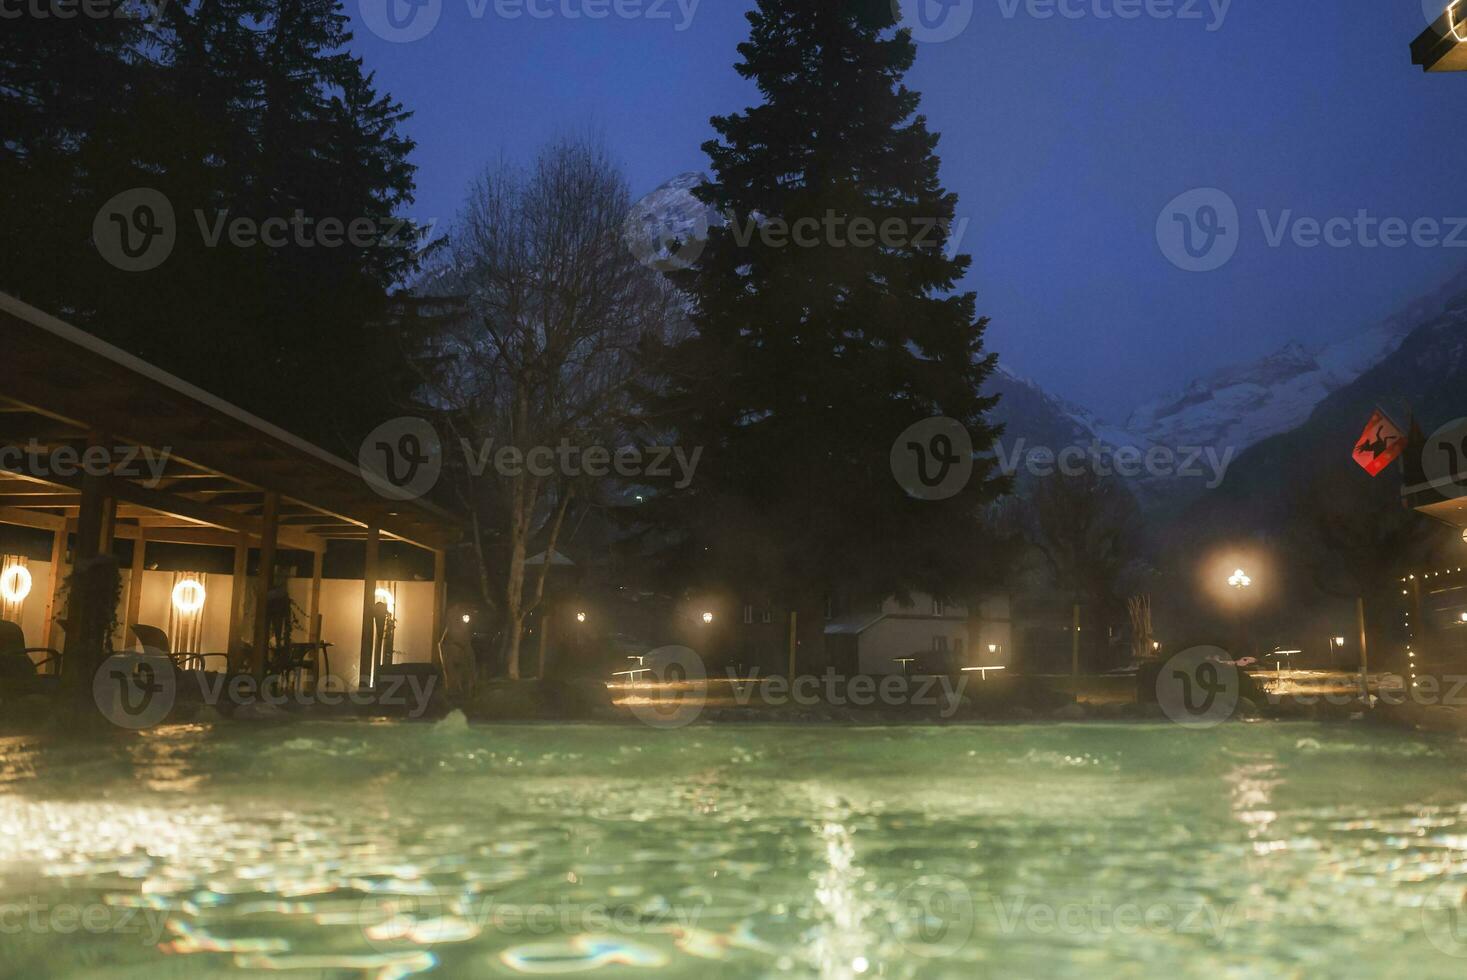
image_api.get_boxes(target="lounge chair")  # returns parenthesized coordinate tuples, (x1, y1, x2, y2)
(0, 619, 61, 683)
(129, 623, 231, 672)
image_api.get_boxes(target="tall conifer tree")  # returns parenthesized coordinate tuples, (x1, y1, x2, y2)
(638, 0, 1007, 661)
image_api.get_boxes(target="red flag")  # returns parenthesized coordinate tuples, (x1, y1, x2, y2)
(1352, 408, 1406, 477)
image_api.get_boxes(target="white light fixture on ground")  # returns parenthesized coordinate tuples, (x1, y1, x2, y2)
(0, 565, 32, 604)
(171, 578, 206, 614)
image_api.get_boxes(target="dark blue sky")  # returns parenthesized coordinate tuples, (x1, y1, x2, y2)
(350, 0, 1467, 422)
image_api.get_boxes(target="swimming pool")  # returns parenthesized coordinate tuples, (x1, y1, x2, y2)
(1, 718, 1464, 977)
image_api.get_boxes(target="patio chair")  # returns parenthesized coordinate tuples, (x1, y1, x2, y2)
(0, 619, 61, 682)
(129, 623, 230, 672)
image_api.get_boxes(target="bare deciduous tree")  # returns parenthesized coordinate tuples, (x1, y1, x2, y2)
(418, 137, 677, 680)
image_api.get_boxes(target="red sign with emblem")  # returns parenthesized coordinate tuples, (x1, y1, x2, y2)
(1352, 409, 1406, 477)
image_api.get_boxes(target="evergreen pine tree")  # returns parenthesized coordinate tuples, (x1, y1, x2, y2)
(637, 0, 1007, 665)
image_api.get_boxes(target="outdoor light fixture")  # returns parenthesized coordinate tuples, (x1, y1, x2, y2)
(1228, 568, 1252, 589)
(461, 613, 471, 624)
(988, 643, 998, 654)
(171, 578, 206, 615)
(375, 587, 396, 614)
(702, 611, 714, 624)
(0, 565, 32, 604)
(1461, 528, 1467, 544)
(1413, 1, 1467, 71)
(576, 611, 587, 623)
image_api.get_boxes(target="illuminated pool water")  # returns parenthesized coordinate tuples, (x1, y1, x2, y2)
(1, 718, 1466, 977)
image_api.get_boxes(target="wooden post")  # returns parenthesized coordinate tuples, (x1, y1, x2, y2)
(1356, 596, 1370, 701)
(358, 526, 380, 690)
(431, 548, 446, 673)
(1070, 603, 1081, 697)
(124, 529, 146, 646)
(62, 470, 107, 678)
(787, 610, 798, 682)
(41, 521, 68, 654)
(249, 492, 280, 677)
(226, 532, 249, 660)
(308, 546, 324, 649)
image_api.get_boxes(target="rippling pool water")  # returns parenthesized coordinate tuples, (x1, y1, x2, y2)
(1, 718, 1465, 978)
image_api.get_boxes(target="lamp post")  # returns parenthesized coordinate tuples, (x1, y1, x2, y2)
(1229, 568, 1254, 658)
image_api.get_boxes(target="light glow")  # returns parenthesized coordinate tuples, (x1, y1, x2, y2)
(375, 588, 396, 615)
(171, 578, 206, 614)
(576, 611, 587, 623)
(702, 611, 714, 624)
(0, 564, 32, 604)
(1228, 568, 1252, 589)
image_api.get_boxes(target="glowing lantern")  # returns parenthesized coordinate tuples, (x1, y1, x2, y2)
(171, 578, 206, 614)
(0, 565, 32, 604)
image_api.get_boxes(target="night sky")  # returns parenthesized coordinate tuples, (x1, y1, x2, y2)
(349, 0, 1467, 422)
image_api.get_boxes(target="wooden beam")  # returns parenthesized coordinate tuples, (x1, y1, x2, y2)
(359, 526, 380, 689)
(249, 493, 279, 676)
(432, 549, 447, 675)
(40, 521, 68, 654)
(0, 506, 65, 532)
(226, 533, 248, 660)
(124, 529, 146, 645)
(308, 546, 324, 651)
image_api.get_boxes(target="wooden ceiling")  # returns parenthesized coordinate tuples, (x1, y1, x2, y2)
(0, 293, 459, 554)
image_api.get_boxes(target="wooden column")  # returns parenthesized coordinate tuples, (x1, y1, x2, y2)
(40, 521, 68, 654)
(226, 532, 249, 662)
(358, 526, 380, 689)
(124, 529, 147, 646)
(431, 548, 446, 672)
(308, 546, 324, 649)
(249, 492, 280, 677)
(62, 471, 108, 675)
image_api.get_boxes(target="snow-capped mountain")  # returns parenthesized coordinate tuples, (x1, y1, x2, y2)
(1123, 267, 1467, 452)
(623, 172, 715, 272)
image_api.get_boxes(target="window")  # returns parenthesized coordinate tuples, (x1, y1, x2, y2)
(743, 604, 753, 624)
(954, 638, 964, 657)
(933, 636, 948, 652)
(761, 609, 773, 624)
(932, 598, 942, 615)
